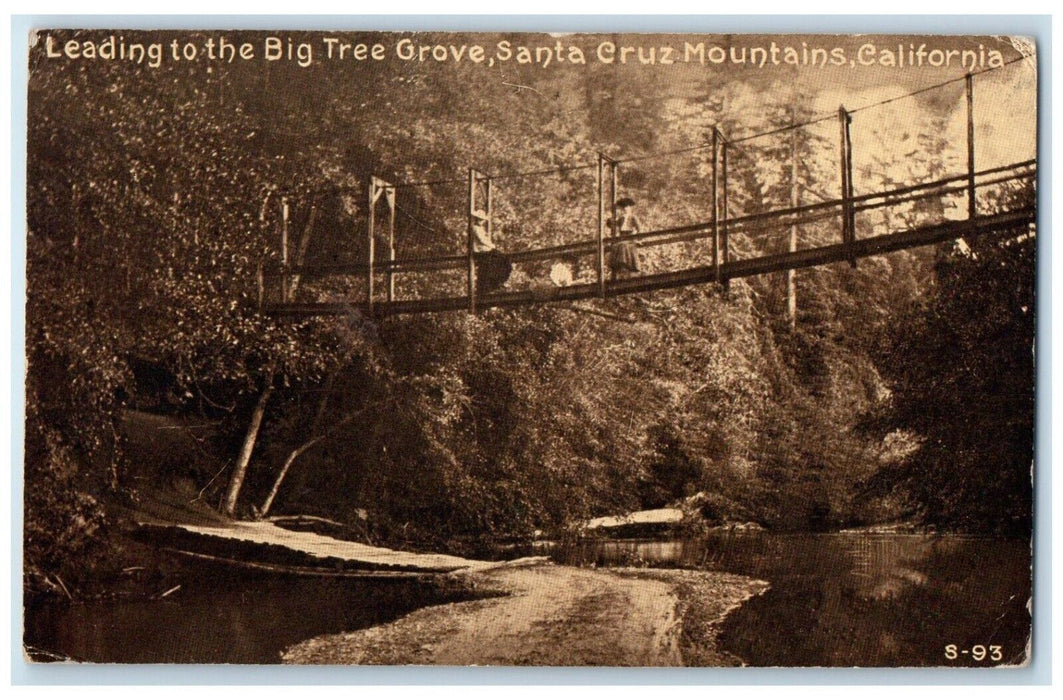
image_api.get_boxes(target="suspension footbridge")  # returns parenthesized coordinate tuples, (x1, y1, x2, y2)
(259, 59, 1036, 319)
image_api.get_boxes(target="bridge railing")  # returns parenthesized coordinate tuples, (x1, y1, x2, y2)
(261, 159, 1034, 314)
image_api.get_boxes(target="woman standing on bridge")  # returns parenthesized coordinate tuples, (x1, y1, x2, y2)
(609, 197, 641, 280)
(472, 209, 512, 294)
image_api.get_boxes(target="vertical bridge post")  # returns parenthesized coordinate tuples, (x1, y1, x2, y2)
(610, 158, 619, 255)
(467, 168, 477, 313)
(966, 72, 976, 220)
(466, 169, 490, 313)
(280, 196, 290, 302)
(596, 153, 619, 299)
(597, 153, 606, 299)
(838, 105, 847, 253)
(845, 108, 856, 268)
(838, 106, 856, 268)
(788, 111, 799, 329)
(721, 136, 730, 290)
(486, 174, 493, 268)
(385, 183, 396, 304)
(711, 126, 720, 286)
(367, 178, 387, 314)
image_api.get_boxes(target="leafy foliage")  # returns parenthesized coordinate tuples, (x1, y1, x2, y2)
(862, 211, 1034, 535)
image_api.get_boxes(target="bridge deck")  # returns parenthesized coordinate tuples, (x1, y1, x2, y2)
(271, 206, 1035, 319)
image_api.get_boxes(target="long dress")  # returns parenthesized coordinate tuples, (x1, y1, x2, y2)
(472, 222, 512, 293)
(609, 212, 641, 275)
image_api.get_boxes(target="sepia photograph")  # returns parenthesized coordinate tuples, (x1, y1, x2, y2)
(21, 27, 1037, 668)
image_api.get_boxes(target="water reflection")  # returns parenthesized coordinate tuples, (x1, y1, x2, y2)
(25, 565, 479, 664)
(552, 533, 1031, 667)
(25, 533, 1030, 666)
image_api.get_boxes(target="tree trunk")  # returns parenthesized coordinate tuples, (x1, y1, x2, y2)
(221, 206, 319, 517)
(258, 435, 325, 517)
(223, 383, 274, 517)
(258, 370, 334, 517)
(258, 394, 384, 517)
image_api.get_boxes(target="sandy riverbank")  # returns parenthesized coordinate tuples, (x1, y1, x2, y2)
(282, 560, 768, 666)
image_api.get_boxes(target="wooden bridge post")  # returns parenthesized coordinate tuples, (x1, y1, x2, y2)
(788, 112, 799, 329)
(367, 178, 384, 314)
(367, 184, 374, 313)
(711, 126, 720, 286)
(845, 110, 856, 268)
(846, 112, 856, 268)
(385, 184, 396, 304)
(280, 196, 290, 303)
(467, 168, 477, 313)
(609, 157, 619, 289)
(966, 72, 976, 220)
(486, 175, 493, 254)
(721, 138, 730, 290)
(839, 106, 856, 268)
(838, 106, 848, 251)
(610, 159, 618, 241)
(597, 153, 606, 299)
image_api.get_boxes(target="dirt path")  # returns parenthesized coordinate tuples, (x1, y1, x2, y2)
(283, 561, 768, 666)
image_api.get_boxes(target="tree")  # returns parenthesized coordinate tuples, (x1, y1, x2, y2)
(863, 185, 1034, 535)
(25, 29, 360, 571)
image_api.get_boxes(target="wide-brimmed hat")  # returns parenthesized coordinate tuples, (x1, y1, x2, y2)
(615, 197, 636, 208)
(471, 209, 489, 221)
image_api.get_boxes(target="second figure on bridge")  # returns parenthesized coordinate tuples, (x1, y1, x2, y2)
(608, 197, 642, 281)
(472, 208, 513, 294)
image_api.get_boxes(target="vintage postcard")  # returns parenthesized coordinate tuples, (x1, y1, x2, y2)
(22, 28, 1037, 668)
